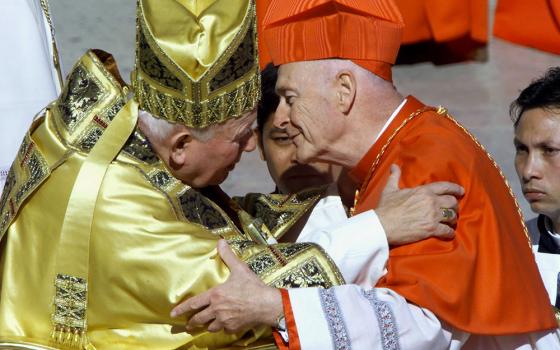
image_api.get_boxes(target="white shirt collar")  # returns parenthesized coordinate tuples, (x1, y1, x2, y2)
(542, 215, 560, 247)
(374, 98, 407, 143)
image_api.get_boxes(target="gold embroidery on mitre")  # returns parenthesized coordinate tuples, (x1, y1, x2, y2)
(132, 0, 261, 128)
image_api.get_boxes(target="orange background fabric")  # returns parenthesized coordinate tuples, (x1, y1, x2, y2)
(350, 96, 557, 335)
(395, 0, 488, 44)
(494, 0, 560, 55)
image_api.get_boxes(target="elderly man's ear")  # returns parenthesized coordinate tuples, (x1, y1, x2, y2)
(335, 71, 357, 114)
(169, 130, 193, 169)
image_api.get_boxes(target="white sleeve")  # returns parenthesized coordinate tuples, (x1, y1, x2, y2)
(285, 285, 560, 350)
(533, 250, 560, 306)
(297, 195, 389, 284)
(287, 285, 457, 350)
(0, 0, 61, 190)
(297, 194, 349, 238)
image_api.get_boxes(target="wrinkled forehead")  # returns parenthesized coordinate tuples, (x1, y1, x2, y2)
(276, 61, 321, 92)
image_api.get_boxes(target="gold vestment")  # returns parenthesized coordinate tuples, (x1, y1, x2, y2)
(0, 51, 343, 350)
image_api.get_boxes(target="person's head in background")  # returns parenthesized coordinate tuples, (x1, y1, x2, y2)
(256, 64, 342, 194)
(512, 67, 560, 232)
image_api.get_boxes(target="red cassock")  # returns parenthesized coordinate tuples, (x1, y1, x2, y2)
(350, 96, 557, 335)
(395, 0, 488, 44)
(494, 0, 560, 55)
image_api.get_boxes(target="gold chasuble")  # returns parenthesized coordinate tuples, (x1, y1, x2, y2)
(0, 1, 343, 349)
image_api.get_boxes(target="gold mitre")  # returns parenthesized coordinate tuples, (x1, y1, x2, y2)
(133, 0, 260, 128)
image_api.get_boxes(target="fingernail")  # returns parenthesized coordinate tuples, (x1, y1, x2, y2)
(170, 309, 177, 318)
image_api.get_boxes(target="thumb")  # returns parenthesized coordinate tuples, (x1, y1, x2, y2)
(217, 239, 247, 273)
(382, 164, 401, 194)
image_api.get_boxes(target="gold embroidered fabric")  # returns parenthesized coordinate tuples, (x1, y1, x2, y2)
(51, 274, 88, 348)
(77, 100, 126, 153)
(230, 241, 345, 288)
(51, 50, 129, 149)
(132, 0, 261, 128)
(0, 50, 342, 349)
(121, 129, 159, 164)
(52, 274, 87, 329)
(234, 188, 325, 241)
(58, 64, 103, 132)
(0, 132, 50, 239)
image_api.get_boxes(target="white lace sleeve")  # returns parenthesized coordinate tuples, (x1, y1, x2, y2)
(287, 285, 455, 350)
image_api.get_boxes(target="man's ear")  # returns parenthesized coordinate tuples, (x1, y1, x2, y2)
(335, 71, 356, 114)
(169, 129, 192, 169)
(255, 128, 266, 161)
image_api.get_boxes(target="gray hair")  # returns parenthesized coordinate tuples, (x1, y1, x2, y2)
(317, 59, 387, 86)
(138, 110, 215, 143)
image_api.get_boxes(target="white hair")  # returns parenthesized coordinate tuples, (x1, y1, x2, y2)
(317, 59, 388, 86)
(138, 110, 215, 143)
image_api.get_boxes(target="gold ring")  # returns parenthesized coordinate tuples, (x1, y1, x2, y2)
(441, 208, 455, 221)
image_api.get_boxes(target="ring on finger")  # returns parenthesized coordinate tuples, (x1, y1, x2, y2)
(441, 208, 455, 221)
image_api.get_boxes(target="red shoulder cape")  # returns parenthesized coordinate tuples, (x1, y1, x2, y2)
(350, 96, 557, 335)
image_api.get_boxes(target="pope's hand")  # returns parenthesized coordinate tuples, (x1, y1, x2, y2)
(170, 240, 283, 334)
(376, 164, 464, 245)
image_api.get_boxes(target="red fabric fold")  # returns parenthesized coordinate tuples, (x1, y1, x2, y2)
(350, 96, 558, 335)
(272, 289, 301, 350)
(261, 0, 404, 81)
(494, 0, 560, 54)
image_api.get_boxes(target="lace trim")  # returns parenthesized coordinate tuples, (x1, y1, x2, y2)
(362, 289, 400, 350)
(319, 288, 352, 350)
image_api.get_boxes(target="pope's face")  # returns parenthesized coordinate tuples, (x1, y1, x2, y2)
(275, 62, 343, 164)
(259, 110, 341, 194)
(514, 107, 560, 222)
(183, 111, 257, 188)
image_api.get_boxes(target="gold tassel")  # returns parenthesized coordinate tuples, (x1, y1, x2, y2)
(51, 325, 89, 349)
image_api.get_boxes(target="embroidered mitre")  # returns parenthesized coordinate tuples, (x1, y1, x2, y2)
(133, 0, 261, 128)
